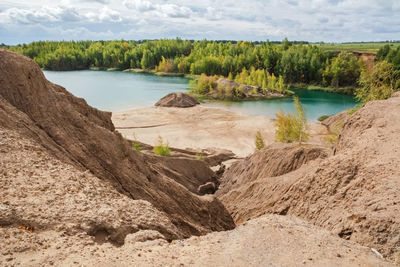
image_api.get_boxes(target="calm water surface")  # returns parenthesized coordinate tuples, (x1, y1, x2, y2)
(44, 70, 356, 120)
(207, 89, 356, 120)
(44, 70, 190, 112)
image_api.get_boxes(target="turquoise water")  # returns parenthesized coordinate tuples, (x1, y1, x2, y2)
(44, 70, 356, 120)
(207, 89, 356, 120)
(44, 70, 190, 112)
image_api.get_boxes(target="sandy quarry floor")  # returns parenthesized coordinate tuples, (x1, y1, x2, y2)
(112, 105, 328, 157)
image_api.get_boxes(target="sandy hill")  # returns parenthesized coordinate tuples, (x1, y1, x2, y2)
(217, 93, 400, 263)
(0, 49, 234, 239)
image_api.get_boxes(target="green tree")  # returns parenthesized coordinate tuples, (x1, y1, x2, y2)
(376, 44, 391, 61)
(141, 49, 154, 69)
(356, 61, 400, 104)
(277, 75, 285, 92)
(323, 51, 363, 87)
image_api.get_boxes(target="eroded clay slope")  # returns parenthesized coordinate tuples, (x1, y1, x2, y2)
(0, 49, 234, 237)
(218, 95, 400, 263)
(217, 143, 329, 196)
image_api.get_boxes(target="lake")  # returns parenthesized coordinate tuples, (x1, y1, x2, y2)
(44, 70, 356, 120)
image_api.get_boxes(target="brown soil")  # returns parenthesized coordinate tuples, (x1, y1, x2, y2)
(155, 92, 199, 107)
(217, 94, 400, 263)
(217, 143, 330, 197)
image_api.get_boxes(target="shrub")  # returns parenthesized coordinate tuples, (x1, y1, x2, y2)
(274, 96, 309, 143)
(153, 136, 171, 156)
(191, 74, 218, 95)
(132, 142, 142, 152)
(255, 131, 265, 150)
(132, 133, 142, 152)
(196, 153, 204, 161)
(317, 115, 331, 122)
(156, 56, 175, 73)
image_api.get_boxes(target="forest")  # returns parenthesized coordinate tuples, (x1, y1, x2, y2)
(3, 39, 400, 94)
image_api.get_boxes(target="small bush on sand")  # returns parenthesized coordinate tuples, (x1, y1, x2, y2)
(132, 142, 142, 152)
(132, 133, 142, 152)
(153, 136, 171, 156)
(196, 153, 205, 161)
(255, 131, 265, 150)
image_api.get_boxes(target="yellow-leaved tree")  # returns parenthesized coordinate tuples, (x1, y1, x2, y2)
(274, 96, 309, 143)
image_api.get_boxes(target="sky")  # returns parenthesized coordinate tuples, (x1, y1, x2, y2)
(0, 0, 399, 44)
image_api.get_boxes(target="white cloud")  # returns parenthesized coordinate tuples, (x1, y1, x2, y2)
(0, 6, 80, 24)
(83, 0, 110, 3)
(0, 0, 399, 44)
(205, 7, 222, 21)
(160, 4, 192, 18)
(123, 0, 155, 12)
(123, 0, 192, 18)
(86, 6, 122, 22)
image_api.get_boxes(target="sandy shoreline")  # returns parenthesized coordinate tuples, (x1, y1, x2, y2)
(112, 105, 328, 157)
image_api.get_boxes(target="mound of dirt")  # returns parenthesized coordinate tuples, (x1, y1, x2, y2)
(217, 143, 329, 196)
(0, 49, 234, 238)
(217, 95, 400, 262)
(155, 92, 199, 108)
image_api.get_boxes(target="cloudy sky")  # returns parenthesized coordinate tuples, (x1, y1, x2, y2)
(0, 0, 399, 44)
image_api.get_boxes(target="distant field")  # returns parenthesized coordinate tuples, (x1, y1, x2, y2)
(314, 42, 400, 54)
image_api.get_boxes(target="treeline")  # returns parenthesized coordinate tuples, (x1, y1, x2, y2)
(7, 39, 192, 71)
(6, 39, 376, 90)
